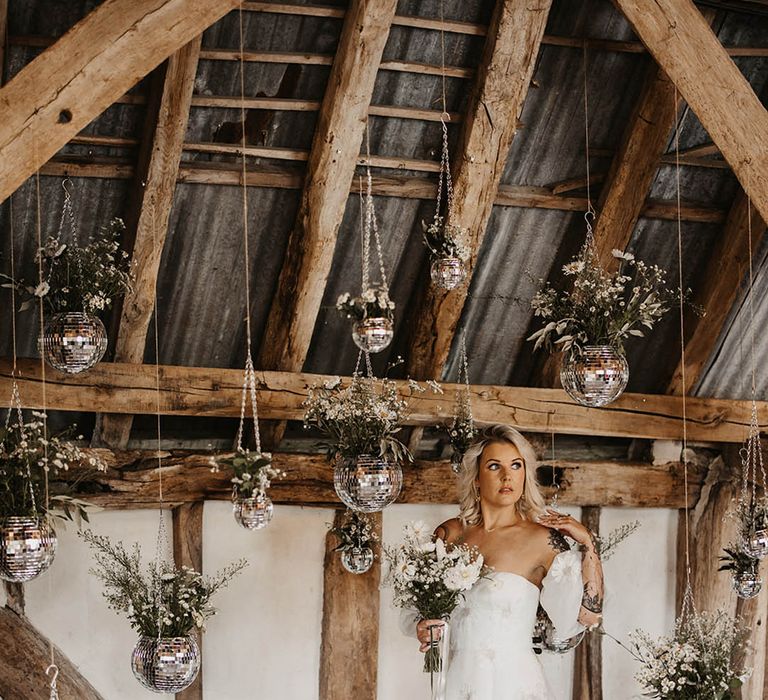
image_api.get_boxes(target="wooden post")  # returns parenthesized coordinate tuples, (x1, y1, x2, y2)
(173, 502, 204, 700)
(572, 506, 602, 700)
(318, 510, 382, 700)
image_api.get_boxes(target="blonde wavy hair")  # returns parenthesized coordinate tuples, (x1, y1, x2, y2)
(457, 424, 547, 527)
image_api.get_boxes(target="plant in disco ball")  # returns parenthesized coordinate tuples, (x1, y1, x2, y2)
(331, 510, 379, 552)
(422, 216, 469, 263)
(528, 246, 679, 357)
(719, 544, 762, 599)
(624, 610, 750, 699)
(0, 412, 106, 524)
(212, 449, 284, 499)
(81, 529, 247, 637)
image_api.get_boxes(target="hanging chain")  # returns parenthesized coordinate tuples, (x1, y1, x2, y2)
(582, 44, 595, 225)
(360, 175, 370, 292)
(458, 332, 473, 423)
(434, 0, 454, 227)
(46, 664, 59, 700)
(235, 354, 262, 454)
(363, 125, 389, 290)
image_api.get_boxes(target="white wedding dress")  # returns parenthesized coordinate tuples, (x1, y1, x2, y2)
(401, 550, 585, 700)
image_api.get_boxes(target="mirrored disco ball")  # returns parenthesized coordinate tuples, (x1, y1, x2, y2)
(430, 257, 466, 290)
(733, 570, 763, 599)
(742, 529, 768, 559)
(352, 317, 394, 354)
(341, 546, 374, 574)
(560, 345, 629, 407)
(131, 636, 200, 693)
(0, 517, 57, 582)
(534, 616, 585, 654)
(232, 493, 274, 530)
(334, 454, 402, 513)
(41, 312, 108, 374)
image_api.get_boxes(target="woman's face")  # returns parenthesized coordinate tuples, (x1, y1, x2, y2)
(476, 441, 526, 507)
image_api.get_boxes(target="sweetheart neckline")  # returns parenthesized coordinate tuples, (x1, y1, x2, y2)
(489, 570, 540, 592)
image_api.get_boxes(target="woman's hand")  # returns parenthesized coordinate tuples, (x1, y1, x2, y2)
(538, 509, 595, 549)
(416, 619, 445, 652)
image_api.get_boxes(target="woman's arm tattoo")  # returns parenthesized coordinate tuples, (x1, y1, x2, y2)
(548, 529, 570, 553)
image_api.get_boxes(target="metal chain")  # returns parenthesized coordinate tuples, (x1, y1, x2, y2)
(46, 664, 59, 700)
(235, 354, 262, 454)
(363, 125, 389, 290)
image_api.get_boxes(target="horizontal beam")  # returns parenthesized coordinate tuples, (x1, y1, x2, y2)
(66, 449, 704, 509)
(0, 358, 760, 442)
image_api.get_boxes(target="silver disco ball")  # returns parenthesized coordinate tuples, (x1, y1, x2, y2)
(560, 345, 629, 407)
(0, 517, 57, 582)
(341, 546, 374, 574)
(742, 529, 768, 559)
(334, 454, 402, 513)
(41, 312, 108, 374)
(430, 257, 466, 290)
(131, 635, 200, 693)
(733, 570, 763, 599)
(352, 317, 394, 354)
(232, 493, 274, 530)
(534, 614, 584, 654)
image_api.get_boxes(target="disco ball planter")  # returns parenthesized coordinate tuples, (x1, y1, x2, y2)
(742, 528, 768, 560)
(334, 454, 402, 513)
(430, 257, 466, 290)
(733, 570, 762, 599)
(560, 345, 629, 407)
(341, 546, 374, 575)
(0, 516, 57, 582)
(41, 312, 108, 374)
(232, 493, 274, 531)
(352, 317, 394, 354)
(131, 635, 200, 693)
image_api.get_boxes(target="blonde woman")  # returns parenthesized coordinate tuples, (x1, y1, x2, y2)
(402, 424, 604, 699)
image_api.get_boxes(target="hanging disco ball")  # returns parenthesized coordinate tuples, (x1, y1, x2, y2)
(741, 529, 768, 559)
(560, 345, 629, 407)
(341, 546, 374, 575)
(0, 517, 57, 582)
(334, 454, 402, 513)
(131, 635, 200, 693)
(41, 312, 108, 374)
(430, 257, 466, 290)
(533, 613, 585, 654)
(733, 570, 763, 599)
(232, 493, 274, 530)
(352, 317, 394, 354)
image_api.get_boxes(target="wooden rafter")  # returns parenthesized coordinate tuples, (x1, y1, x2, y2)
(614, 0, 768, 224)
(667, 191, 767, 395)
(0, 0, 240, 204)
(93, 38, 202, 449)
(405, 0, 553, 384)
(57, 448, 704, 509)
(1, 358, 763, 442)
(256, 0, 397, 448)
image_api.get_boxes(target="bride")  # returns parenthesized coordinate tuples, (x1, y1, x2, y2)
(401, 424, 604, 699)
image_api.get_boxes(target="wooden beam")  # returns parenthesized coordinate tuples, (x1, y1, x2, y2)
(735, 582, 768, 699)
(614, 0, 768, 225)
(405, 0, 552, 384)
(572, 506, 602, 700)
(0, 0, 7, 83)
(667, 191, 766, 395)
(93, 37, 202, 448)
(318, 510, 382, 700)
(0, 0, 240, 204)
(58, 448, 705, 509)
(0, 606, 104, 699)
(2, 581, 24, 617)
(173, 503, 204, 700)
(256, 0, 397, 448)
(0, 358, 764, 442)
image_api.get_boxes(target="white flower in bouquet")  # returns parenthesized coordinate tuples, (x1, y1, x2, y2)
(443, 560, 484, 592)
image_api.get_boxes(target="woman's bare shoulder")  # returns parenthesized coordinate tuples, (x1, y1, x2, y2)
(526, 520, 571, 553)
(434, 517, 463, 543)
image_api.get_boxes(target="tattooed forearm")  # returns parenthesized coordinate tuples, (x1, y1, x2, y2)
(581, 583, 603, 614)
(548, 529, 570, 553)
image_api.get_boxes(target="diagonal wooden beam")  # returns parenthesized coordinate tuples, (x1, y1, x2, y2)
(92, 37, 202, 448)
(405, 0, 553, 384)
(1, 358, 765, 442)
(614, 0, 768, 224)
(667, 190, 767, 395)
(0, 0, 240, 204)
(257, 0, 398, 377)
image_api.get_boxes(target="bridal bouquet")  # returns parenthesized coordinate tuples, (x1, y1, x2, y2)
(629, 610, 749, 699)
(384, 520, 489, 674)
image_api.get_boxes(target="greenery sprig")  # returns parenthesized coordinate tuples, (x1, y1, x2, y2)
(212, 450, 284, 499)
(330, 510, 378, 552)
(81, 530, 247, 638)
(422, 216, 469, 262)
(336, 287, 394, 323)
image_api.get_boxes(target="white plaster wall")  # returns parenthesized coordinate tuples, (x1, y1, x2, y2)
(24, 509, 174, 699)
(11, 503, 677, 699)
(600, 507, 678, 700)
(202, 502, 328, 700)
